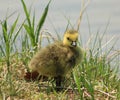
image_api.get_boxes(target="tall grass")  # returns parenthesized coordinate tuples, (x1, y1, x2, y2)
(21, 0, 51, 50)
(0, 0, 51, 98)
(72, 25, 120, 99)
(0, 16, 23, 95)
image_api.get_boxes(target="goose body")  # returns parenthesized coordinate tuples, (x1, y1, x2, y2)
(28, 30, 83, 91)
(29, 42, 83, 77)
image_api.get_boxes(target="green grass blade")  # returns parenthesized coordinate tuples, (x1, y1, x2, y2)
(12, 21, 24, 44)
(0, 45, 5, 57)
(21, 0, 37, 47)
(1, 20, 8, 43)
(24, 24, 35, 46)
(9, 16, 19, 40)
(1, 20, 10, 66)
(35, 0, 51, 43)
(84, 79, 94, 99)
(73, 69, 83, 100)
(21, 0, 32, 29)
(32, 10, 35, 32)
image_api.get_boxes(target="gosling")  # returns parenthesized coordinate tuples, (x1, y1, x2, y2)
(28, 30, 83, 91)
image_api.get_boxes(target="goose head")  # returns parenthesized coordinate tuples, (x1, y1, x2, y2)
(63, 30, 79, 47)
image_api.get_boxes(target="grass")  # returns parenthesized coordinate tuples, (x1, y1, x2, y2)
(0, 15, 23, 96)
(0, 0, 120, 100)
(21, 0, 51, 50)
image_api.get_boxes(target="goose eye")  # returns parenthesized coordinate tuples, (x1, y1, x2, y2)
(67, 37, 70, 40)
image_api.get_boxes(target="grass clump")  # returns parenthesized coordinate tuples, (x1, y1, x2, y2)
(0, 0, 120, 100)
(21, 0, 51, 50)
(0, 15, 23, 96)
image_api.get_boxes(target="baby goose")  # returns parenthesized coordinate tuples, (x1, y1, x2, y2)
(28, 30, 83, 91)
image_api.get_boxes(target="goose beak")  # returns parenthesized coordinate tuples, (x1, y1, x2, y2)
(71, 41, 77, 47)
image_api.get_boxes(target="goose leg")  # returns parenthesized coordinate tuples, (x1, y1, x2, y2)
(54, 76, 62, 91)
